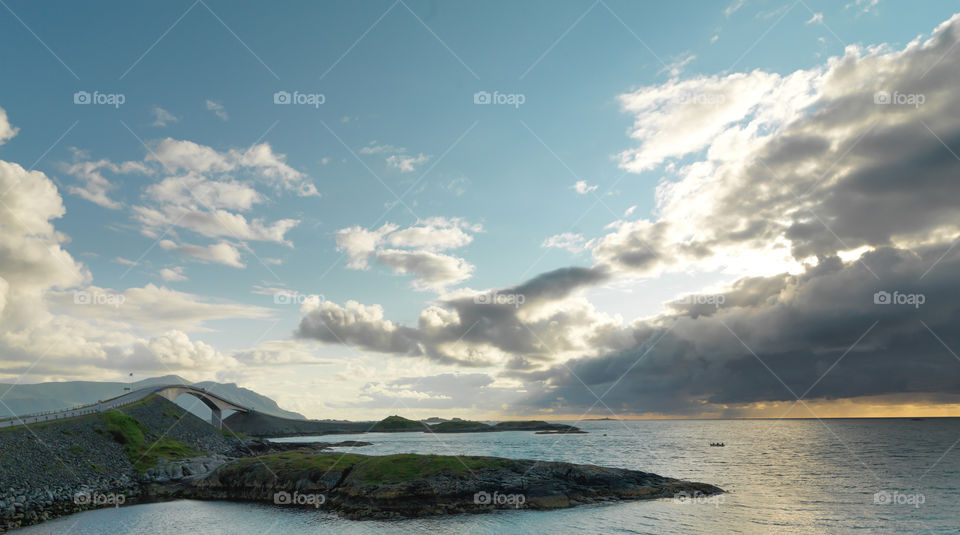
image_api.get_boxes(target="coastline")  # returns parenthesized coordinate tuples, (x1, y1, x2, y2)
(0, 397, 720, 531)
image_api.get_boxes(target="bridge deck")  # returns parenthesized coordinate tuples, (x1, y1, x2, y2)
(0, 384, 251, 429)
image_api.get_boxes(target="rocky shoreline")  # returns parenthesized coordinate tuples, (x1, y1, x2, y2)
(0, 397, 721, 531)
(2, 448, 722, 530)
(0, 395, 237, 532)
(222, 411, 587, 437)
(177, 449, 723, 519)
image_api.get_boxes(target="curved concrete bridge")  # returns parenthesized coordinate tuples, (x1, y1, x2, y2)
(0, 384, 251, 429)
(151, 385, 250, 428)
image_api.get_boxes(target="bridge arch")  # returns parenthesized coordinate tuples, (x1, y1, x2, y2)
(152, 385, 249, 429)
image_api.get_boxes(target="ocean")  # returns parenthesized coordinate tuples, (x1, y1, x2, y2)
(15, 419, 959, 534)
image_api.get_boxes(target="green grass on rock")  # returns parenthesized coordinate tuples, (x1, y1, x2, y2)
(100, 410, 197, 471)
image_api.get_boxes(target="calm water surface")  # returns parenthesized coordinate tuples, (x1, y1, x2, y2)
(16, 419, 960, 534)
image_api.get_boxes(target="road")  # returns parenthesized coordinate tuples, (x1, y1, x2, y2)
(0, 385, 248, 429)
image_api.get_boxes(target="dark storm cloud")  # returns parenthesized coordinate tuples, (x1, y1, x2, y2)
(596, 14, 960, 274)
(296, 266, 625, 367)
(517, 246, 960, 414)
(509, 266, 610, 301)
(301, 15, 960, 415)
(295, 302, 424, 356)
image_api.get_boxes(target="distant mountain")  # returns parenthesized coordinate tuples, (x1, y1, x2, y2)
(428, 420, 493, 433)
(223, 410, 372, 437)
(0, 375, 305, 421)
(191, 379, 305, 420)
(422, 417, 448, 424)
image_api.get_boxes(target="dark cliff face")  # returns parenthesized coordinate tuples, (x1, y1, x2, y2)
(492, 421, 579, 431)
(185, 450, 723, 519)
(222, 410, 372, 437)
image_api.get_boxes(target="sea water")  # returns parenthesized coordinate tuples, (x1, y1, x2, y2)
(15, 419, 960, 534)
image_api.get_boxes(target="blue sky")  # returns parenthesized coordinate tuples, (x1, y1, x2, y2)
(3, 1, 960, 419)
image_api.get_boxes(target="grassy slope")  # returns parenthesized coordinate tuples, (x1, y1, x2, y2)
(493, 420, 560, 430)
(100, 410, 198, 471)
(351, 453, 510, 484)
(369, 415, 425, 432)
(428, 420, 493, 432)
(222, 451, 512, 486)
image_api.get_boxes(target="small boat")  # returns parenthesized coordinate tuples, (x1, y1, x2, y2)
(709, 442, 725, 447)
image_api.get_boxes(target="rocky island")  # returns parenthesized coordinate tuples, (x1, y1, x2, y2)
(0, 395, 721, 531)
(182, 450, 721, 519)
(222, 411, 586, 437)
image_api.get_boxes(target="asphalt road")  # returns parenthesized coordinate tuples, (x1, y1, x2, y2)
(0, 385, 249, 429)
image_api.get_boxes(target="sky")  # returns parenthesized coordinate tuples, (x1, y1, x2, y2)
(1, 0, 960, 420)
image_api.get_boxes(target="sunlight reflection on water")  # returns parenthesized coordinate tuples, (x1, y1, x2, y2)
(17, 419, 959, 534)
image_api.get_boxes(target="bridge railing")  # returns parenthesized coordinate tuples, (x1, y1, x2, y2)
(153, 385, 253, 411)
(0, 387, 151, 423)
(0, 385, 251, 423)
(0, 403, 104, 423)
